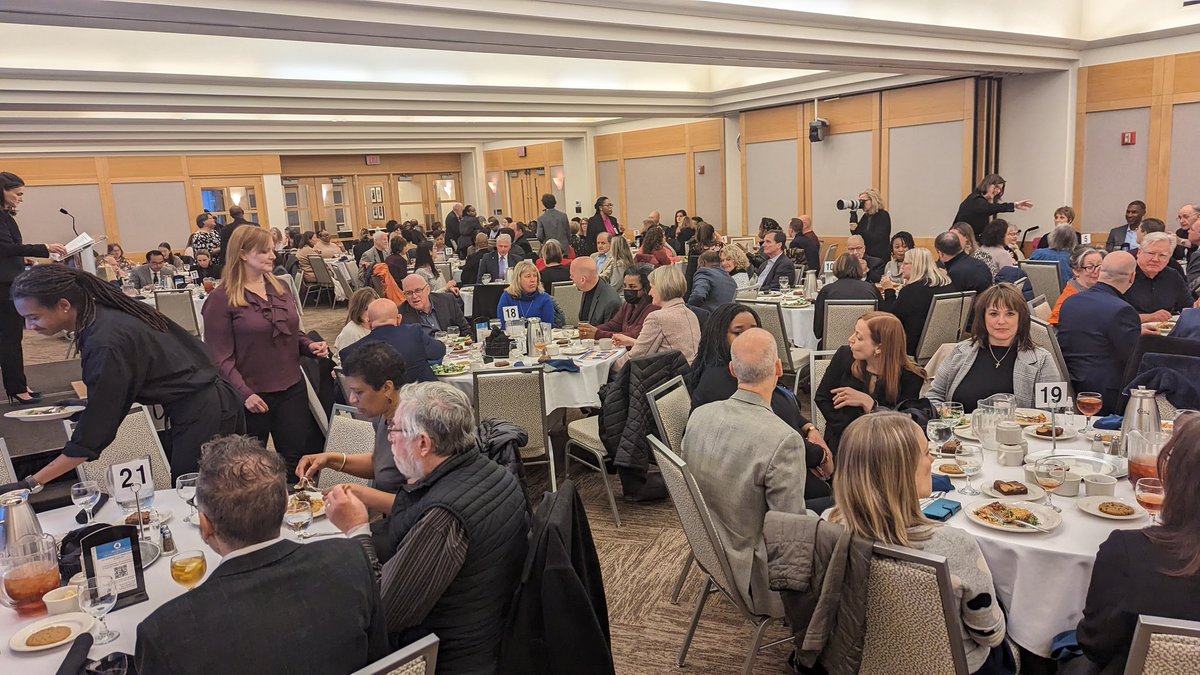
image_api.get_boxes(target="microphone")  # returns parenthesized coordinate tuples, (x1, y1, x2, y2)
(60, 208, 78, 236)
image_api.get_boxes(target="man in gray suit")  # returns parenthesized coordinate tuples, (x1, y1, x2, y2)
(129, 249, 176, 288)
(681, 327, 807, 617)
(535, 193, 571, 253)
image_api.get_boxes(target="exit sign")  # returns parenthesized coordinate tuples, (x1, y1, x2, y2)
(364, 155, 381, 165)
(1120, 132, 1136, 145)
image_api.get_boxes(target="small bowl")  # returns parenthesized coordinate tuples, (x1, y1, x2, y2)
(43, 586, 80, 615)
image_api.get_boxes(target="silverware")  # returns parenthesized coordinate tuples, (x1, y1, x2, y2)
(980, 513, 1052, 533)
(299, 531, 342, 539)
(918, 491, 946, 509)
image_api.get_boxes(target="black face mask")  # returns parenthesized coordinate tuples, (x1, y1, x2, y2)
(624, 290, 641, 305)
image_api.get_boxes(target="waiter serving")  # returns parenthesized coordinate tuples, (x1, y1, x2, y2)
(8, 265, 244, 493)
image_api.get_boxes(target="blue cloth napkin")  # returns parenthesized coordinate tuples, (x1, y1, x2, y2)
(1094, 415, 1123, 430)
(542, 359, 580, 373)
(932, 475, 955, 493)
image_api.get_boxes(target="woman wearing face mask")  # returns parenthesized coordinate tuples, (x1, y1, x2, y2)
(578, 263, 659, 344)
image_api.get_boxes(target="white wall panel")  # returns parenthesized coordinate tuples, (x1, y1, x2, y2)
(19, 184, 103, 251)
(1168, 102, 1200, 213)
(625, 154, 687, 231)
(811, 131, 872, 238)
(888, 121, 964, 238)
(1082, 108, 1150, 229)
(693, 149, 723, 229)
(112, 182, 190, 253)
(745, 139, 798, 228)
(597, 160, 620, 216)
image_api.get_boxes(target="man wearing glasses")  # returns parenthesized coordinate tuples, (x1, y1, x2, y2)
(1125, 232, 1197, 322)
(399, 274, 471, 338)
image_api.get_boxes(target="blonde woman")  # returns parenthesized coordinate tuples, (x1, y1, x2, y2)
(202, 226, 329, 476)
(618, 263, 701, 367)
(333, 287, 379, 362)
(879, 247, 953, 355)
(720, 244, 752, 288)
(849, 187, 892, 260)
(827, 412, 1009, 673)
(496, 259, 554, 329)
(600, 234, 635, 287)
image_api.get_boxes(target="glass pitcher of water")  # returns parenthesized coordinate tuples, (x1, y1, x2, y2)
(972, 394, 1015, 451)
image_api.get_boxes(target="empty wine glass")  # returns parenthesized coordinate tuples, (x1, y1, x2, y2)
(1035, 458, 1068, 512)
(79, 576, 119, 644)
(71, 481, 101, 524)
(285, 500, 313, 539)
(1135, 478, 1165, 525)
(175, 473, 199, 524)
(926, 419, 955, 453)
(955, 444, 983, 495)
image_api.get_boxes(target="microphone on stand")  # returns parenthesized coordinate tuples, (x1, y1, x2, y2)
(60, 207, 78, 236)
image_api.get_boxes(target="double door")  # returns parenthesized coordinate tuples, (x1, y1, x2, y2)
(283, 177, 354, 236)
(506, 168, 547, 224)
(282, 173, 461, 238)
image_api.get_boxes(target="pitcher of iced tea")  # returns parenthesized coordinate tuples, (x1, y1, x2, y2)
(0, 533, 61, 618)
(1126, 430, 1171, 487)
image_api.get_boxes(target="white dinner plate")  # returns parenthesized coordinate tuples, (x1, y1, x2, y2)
(9, 612, 95, 652)
(965, 499, 1063, 533)
(981, 481, 1047, 502)
(954, 425, 979, 441)
(1013, 408, 1051, 426)
(4, 405, 85, 422)
(561, 348, 589, 357)
(112, 508, 174, 527)
(1077, 496, 1147, 521)
(1024, 424, 1079, 441)
(932, 460, 968, 478)
(290, 491, 326, 518)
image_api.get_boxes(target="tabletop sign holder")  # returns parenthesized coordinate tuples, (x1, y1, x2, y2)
(1080, 233, 1092, 245)
(81, 525, 149, 611)
(502, 305, 521, 324)
(1035, 381, 1070, 455)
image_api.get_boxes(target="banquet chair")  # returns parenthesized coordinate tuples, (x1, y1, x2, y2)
(822, 299, 877, 349)
(735, 286, 758, 299)
(822, 242, 839, 266)
(301, 368, 329, 438)
(154, 289, 200, 337)
(473, 367, 555, 491)
(1029, 318, 1072, 395)
(915, 291, 975, 365)
(1019, 259, 1063, 306)
(0, 438, 16, 486)
(279, 273, 306, 319)
(329, 263, 356, 303)
(351, 634, 439, 675)
(647, 376, 690, 457)
(305, 256, 339, 308)
(317, 405, 375, 490)
(529, 240, 542, 255)
(564, 414, 621, 526)
(650, 437, 791, 675)
(552, 281, 583, 325)
(66, 405, 173, 491)
(729, 236, 756, 252)
(433, 260, 453, 282)
(744, 300, 809, 392)
(1124, 615, 1200, 675)
(1029, 294, 1051, 322)
(809, 350, 839, 434)
(470, 283, 507, 321)
(859, 543, 969, 675)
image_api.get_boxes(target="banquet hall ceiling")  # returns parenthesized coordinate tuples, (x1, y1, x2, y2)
(0, 0, 1189, 154)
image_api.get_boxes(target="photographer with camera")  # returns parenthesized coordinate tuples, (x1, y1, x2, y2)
(953, 173, 1033, 240)
(839, 188, 891, 260)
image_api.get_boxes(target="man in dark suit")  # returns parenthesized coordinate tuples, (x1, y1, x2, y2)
(844, 234, 886, 283)
(1057, 251, 1145, 415)
(400, 274, 471, 337)
(754, 230, 796, 291)
(340, 299, 446, 382)
(1104, 200, 1146, 252)
(479, 233, 521, 283)
(128, 250, 176, 288)
(511, 223, 535, 260)
(935, 231, 992, 295)
(445, 202, 463, 251)
(570, 256, 621, 326)
(460, 232, 489, 285)
(135, 436, 388, 675)
(219, 205, 253, 255)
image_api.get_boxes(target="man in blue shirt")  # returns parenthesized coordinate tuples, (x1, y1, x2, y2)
(1104, 200, 1145, 252)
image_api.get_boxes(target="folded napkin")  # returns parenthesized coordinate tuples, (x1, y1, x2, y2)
(75, 493, 109, 524)
(932, 475, 955, 493)
(542, 359, 580, 373)
(55, 633, 93, 675)
(1094, 415, 1123, 430)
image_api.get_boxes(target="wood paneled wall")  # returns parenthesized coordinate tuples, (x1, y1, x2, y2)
(281, 153, 460, 176)
(484, 142, 563, 173)
(591, 120, 725, 230)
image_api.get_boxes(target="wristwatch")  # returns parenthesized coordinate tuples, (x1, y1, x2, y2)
(23, 475, 43, 494)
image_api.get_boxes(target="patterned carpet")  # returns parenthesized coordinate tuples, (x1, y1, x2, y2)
(20, 305, 798, 674)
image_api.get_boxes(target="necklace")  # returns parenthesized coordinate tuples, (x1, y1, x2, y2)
(987, 343, 1013, 369)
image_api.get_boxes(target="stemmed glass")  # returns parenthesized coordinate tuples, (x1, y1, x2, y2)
(1076, 392, 1103, 435)
(1135, 478, 1165, 525)
(176, 473, 199, 524)
(938, 402, 965, 424)
(71, 481, 101, 524)
(1035, 458, 1068, 512)
(79, 576, 119, 644)
(170, 550, 208, 591)
(955, 444, 983, 495)
(778, 276, 791, 293)
(285, 500, 314, 539)
(926, 419, 955, 453)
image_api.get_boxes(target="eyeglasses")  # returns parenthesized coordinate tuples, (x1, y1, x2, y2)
(1142, 253, 1171, 261)
(1075, 264, 1101, 273)
(385, 424, 415, 439)
(402, 286, 430, 297)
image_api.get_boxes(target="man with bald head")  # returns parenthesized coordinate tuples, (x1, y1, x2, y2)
(339, 299, 445, 383)
(681, 327, 807, 617)
(399, 272, 471, 338)
(569, 256, 621, 327)
(1057, 251, 1146, 414)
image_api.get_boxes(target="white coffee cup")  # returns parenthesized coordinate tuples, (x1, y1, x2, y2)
(1083, 473, 1117, 497)
(598, 338, 614, 350)
(43, 586, 80, 615)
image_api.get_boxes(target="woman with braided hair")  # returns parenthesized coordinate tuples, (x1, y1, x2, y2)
(9, 264, 244, 492)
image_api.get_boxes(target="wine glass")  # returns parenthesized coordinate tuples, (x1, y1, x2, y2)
(1135, 478, 1165, 525)
(170, 550, 208, 591)
(79, 576, 119, 644)
(926, 419, 954, 453)
(480, 273, 493, 285)
(1035, 458, 1068, 512)
(938, 402, 965, 425)
(778, 276, 791, 293)
(71, 480, 101, 524)
(175, 473, 199, 524)
(955, 444, 983, 495)
(447, 326, 460, 340)
(285, 500, 314, 539)
(1077, 392, 1103, 435)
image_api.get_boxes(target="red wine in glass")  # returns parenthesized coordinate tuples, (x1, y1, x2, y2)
(1076, 392, 1103, 433)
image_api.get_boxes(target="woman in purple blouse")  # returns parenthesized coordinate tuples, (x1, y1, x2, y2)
(202, 226, 329, 475)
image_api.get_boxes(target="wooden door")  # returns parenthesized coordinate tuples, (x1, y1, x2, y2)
(359, 174, 392, 232)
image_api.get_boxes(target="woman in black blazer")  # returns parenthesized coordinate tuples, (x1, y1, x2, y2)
(813, 253, 879, 342)
(585, 196, 621, 256)
(0, 172, 67, 404)
(878, 247, 954, 356)
(953, 173, 1033, 240)
(814, 310, 925, 453)
(849, 188, 892, 261)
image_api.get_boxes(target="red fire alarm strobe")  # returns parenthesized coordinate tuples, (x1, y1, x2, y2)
(365, 155, 381, 165)
(1121, 132, 1136, 146)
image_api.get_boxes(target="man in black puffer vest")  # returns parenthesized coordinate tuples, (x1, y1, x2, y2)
(326, 381, 529, 674)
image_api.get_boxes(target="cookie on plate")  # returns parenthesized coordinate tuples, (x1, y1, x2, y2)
(1098, 501, 1135, 517)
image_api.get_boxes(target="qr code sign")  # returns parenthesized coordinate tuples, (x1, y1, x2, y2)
(114, 564, 129, 579)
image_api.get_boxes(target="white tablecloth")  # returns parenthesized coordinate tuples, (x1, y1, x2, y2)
(461, 287, 474, 316)
(749, 296, 818, 350)
(943, 413, 1143, 657)
(0, 493, 340, 671)
(442, 348, 624, 411)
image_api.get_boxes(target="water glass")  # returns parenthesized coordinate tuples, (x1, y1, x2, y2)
(926, 419, 955, 452)
(71, 481, 101, 525)
(447, 326, 460, 340)
(481, 273, 493, 284)
(175, 473, 199, 524)
(955, 444, 983, 495)
(778, 276, 791, 292)
(80, 576, 119, 644)
(285, 501, 313, 539)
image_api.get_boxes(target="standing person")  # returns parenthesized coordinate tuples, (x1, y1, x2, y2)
(1105, 201, 1146, 253)
(953, 173, 1033, 240)
(535, 193, 570, 252)
(586, 196, 622, 254)
(202, 226, 329, 477)
(187, 212, 223, 265)
(219, 205, 253, 256)
(849, 188, 892, 261)
(10, 265, 244, 486)
(455, 205, 481, 253)
(787, 215, 821, 271)
(0, 172, 67, 405)
(445, 202, 463, 257)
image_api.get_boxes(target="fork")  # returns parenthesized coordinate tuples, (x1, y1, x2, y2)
(919, 491, 946, 509)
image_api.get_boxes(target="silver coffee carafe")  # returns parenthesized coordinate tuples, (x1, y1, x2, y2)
(0, 490, 45, 557)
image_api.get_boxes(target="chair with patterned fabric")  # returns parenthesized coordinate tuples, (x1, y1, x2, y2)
(317, 405, 376, 490)
(1019, 259, 1063, 306)
(301, 368, 329, 438)
(154, 290, 200, 337)
(1029, 294, 1051, 322)
(809, 350, 839, 434)
(473, 367, 555, 491)
(350, 634, 439, 675)
(1124, 615, 1200, 675)
(822, 299, 877, 350)
(66, 405, 173, 491)
(551, 281, 583, 326)
(859, 543, 969, 675)
(646, 376, 690, 457)
(0, 438, 16, 486)
(915, 291, 975, 365)
(651, 437, 791, 675)
(564, 414, 620, 526)
(1029, 317, 1072, 397)
(744, 300, 809, 392)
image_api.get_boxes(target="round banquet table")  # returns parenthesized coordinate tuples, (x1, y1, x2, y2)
(441, 347, 624, 411)
(747, 295, 818, 350)
(942, 413, 1145, 657)
(0, 492, 340, 672)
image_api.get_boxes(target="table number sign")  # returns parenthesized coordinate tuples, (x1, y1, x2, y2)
(823, 260, 835, 274)
(502, 305, 521, 324)
(109, 457, 153, 505)
(81, 525, 149, 610)
(1081, 233, 1092, 245)
(1035, 381, 1069, 410)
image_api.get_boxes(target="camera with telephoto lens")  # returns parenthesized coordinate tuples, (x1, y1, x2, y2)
(836, 198, 864, 211)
